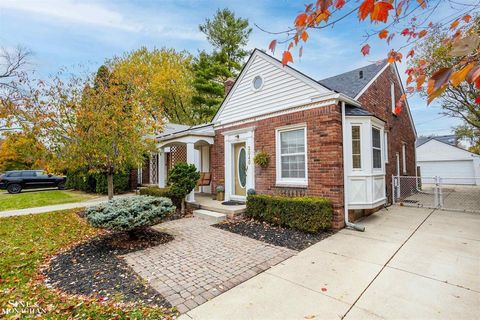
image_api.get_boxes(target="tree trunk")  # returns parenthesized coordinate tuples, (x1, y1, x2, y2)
(181, 199, 185, 215)
(107, 173, 114, 200)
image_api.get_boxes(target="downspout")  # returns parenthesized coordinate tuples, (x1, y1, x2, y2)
(341, 101, 365, 232)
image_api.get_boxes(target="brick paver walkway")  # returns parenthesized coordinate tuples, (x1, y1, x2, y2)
(122, 217, 295, 313)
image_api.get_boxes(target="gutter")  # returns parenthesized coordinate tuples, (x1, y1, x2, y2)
(341, 101, 365, 232)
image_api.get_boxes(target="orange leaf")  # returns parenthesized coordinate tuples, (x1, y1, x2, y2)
(451, 63, 474, 87)
(334, 0, 346, 9)
(428, 68, 453, 94)
(288, 42, 294, 50)
(416, 74, 426, 89)
(379, 29, 389, 39)
(463, 14, 472, 23)
(361, 44, 371, 56)
(295, 13, 308, 27)
(301, 30, 309, 42)
(370, 1, 393, 23)
(450, 20, 459, 30)
(316, 10, 331, 23)
(467, 65, 480, 83)
(418, 30, 427, 38)
(268, 40, 277, 54)
(407, 49, 414, 58)
(282, 51, 293, 65)
(359, 0, 374, 21)
(394, 100, 403, 115)
(417, 0, 426, 9)
(475, 96, 480, 104)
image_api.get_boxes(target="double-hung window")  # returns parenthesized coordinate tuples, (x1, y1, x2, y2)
(351, 125, 361, 169)
(276, 126, 307, 185)
(372, 127, 382, 169)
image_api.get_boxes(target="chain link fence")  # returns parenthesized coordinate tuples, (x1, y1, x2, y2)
(393, 175, 480, 214)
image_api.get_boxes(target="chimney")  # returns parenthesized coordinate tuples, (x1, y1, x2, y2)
(359, 70, 363, 79)
(224, 78, 235, 96)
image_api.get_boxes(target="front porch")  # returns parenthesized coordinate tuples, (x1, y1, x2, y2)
(189, 193, 246, 217)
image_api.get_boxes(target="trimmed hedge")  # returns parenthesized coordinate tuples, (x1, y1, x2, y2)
(66, 169, 131, 194)
(246, 195, 333, 233)
(139, 186, 181, 207)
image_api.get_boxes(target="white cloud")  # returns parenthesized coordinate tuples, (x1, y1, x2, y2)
(0, 0, 141, 31)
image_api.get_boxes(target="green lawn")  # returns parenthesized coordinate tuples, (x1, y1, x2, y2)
(0, 190, 98, 211)
(0, 210, 172, 319)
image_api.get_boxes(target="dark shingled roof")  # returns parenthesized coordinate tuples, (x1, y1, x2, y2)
(318, 60, 388, 98)
(345, 105, 374, 116)
(416, 135, 458, 147)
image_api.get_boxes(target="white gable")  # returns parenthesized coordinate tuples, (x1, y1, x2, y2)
(417, 139, 478, 162)
(213, 50, 332, 126)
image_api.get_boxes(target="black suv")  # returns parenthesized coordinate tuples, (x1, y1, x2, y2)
(0, 170, 67, 194)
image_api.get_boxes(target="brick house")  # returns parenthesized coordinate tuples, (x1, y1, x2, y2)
(140, 49, 417, 229)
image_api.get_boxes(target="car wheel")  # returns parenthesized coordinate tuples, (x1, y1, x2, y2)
(57, 182, 67, 190)
(7, 183, 22, 194)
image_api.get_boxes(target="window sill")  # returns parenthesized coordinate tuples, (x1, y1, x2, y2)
(275, 182, 308, 189)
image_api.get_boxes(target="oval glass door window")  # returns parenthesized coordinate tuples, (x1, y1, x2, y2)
(238, 147, 247, 188)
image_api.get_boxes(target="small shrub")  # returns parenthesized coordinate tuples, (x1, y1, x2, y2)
(168, 163, 200, 214)
(247, 188, 256, 196)
(253, 151, 270, 168)
(84, 195, 175, 237)
(216, 185, 225, 193)
(66, 168, 131, 194)
(139, 186, 181, 207)
(246, 195, 333, 233)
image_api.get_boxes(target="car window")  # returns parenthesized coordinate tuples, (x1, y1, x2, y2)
(8, 172, 22, 177)
(22, 171, 36, 177)
(36, 171, 48, 177)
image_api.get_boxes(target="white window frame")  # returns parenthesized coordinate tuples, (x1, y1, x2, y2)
(402, 143, 407, 174)
(384, 132, 389, 164)
(351, 124, 362, 170)
(372, 126, 383, 171)
(391, 82, 396, 114)
(275, 124, 308, 186)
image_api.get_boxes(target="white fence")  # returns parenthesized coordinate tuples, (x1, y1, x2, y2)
(392, 175, 480, 213)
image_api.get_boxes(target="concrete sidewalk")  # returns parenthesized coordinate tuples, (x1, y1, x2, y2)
(0, 193, 134, 217)
(180, 206, 480, 319)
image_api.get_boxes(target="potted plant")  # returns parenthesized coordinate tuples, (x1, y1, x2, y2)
(216, 185, 225, 201)
(254, 151, 270, 168)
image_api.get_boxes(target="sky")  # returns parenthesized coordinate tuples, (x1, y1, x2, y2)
(0, 0, 470, 137)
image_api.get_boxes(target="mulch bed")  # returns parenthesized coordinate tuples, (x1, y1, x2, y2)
(213, 219, 334, 251)
(44, 228, 174, 307)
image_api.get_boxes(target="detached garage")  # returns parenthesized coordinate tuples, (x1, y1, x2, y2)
(416, 137, 480, 185)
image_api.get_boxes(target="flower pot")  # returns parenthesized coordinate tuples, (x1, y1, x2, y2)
(216, 192, 224, 201)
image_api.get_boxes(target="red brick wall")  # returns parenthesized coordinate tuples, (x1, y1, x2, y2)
(357, 64, 417, 203)
(211, 104, 346, 229)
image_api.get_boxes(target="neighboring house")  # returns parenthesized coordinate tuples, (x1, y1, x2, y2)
(416, 136, 480, 185)
(137, 49, 417, 229)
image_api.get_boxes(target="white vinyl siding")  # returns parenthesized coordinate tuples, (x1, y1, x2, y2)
(276, 125, 307, 186)
(352, 126, 361, 169)
(216, 54, 329, 125)
(372, 127, 382, 169)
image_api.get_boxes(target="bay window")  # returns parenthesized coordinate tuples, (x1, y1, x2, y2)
(352, 125, 361, 169)
(372, 127, 382, 169)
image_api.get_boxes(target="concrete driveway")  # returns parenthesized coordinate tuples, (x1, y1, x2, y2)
(180, 206, 480, 319)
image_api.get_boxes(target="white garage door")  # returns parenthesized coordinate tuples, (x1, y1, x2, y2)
(418, 160, 476, 185)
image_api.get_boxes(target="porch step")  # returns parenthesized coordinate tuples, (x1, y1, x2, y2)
(193, 209, 227, 223)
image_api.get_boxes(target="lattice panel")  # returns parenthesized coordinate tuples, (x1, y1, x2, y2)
(168, 145, 187, 170)
(149, 153, 159, 184)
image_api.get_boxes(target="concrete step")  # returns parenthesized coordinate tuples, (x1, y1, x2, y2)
(193, 209, 227, 223)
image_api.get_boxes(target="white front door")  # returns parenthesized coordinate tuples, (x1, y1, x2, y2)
(224, 128, 255, 201)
